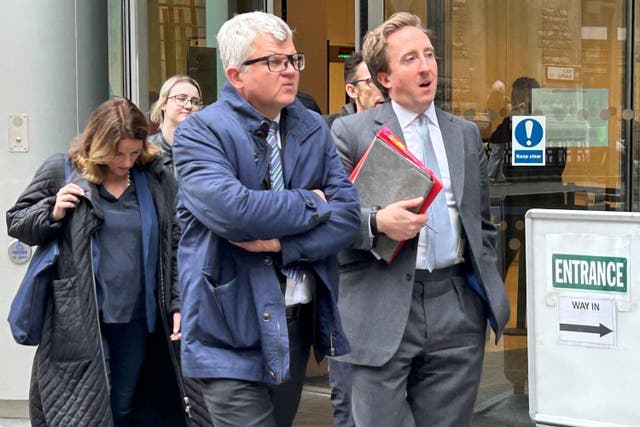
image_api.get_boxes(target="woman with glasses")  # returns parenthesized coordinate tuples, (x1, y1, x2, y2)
(6, 98, 197, 426)
(150, 75, 203, 170)
(149, 76, 211, 425)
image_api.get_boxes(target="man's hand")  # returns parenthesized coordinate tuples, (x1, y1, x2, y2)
(231, 239, 282, 252)
(312, 189, 327, 202)
(376, 197, 428, 241)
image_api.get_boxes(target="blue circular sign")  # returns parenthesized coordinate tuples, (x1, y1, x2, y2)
(514, 118, 544, 147)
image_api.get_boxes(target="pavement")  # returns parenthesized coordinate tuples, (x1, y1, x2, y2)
(0, 342, 534, 426)
(294, 346, 534, 427)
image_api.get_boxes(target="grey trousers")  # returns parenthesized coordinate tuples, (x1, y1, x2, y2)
(328, 358, 355, 427)
(351, 272, 487, 427)
(200, 303, 313, 427)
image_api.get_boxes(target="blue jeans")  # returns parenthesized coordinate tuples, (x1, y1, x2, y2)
(102, 318, 147, 427)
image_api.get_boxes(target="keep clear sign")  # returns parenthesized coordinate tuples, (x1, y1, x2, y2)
(512, 116, 545, 166)
(546, 233, 629, 348)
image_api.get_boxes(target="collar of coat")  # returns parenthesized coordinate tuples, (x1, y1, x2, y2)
(221, 82, 323, 147)
(66, 158, 166, 220)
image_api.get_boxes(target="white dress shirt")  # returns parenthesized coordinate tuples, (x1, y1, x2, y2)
(391, 101, 465, 269)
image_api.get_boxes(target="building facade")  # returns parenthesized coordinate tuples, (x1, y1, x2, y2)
(1, 0, 639, 423)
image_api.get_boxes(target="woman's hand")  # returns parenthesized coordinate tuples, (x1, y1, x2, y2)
(170, 312, 181, 341)
(52, 183, 84, 221)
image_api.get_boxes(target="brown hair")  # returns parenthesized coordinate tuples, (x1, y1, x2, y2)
(69, 98, 159, 184)
(362, 12, 433, 98)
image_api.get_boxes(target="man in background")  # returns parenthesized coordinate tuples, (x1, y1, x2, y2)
(325, 52, 385, 129)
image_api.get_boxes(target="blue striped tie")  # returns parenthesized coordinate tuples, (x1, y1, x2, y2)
(267, 121, 285, 191)
(266, 121, 305, 283)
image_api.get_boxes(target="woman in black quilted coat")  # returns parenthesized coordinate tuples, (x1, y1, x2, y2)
(6, 98, 206, 427)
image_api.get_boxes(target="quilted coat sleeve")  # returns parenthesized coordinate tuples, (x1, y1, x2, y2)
(6, 153, 67, 246)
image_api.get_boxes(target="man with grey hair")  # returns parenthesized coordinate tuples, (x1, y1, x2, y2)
(173, 11, 360, 427)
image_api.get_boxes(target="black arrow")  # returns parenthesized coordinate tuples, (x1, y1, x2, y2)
(559, 322, 613, 337)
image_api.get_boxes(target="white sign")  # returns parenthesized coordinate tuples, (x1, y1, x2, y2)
(7, 239, 31, 264)
(512, 116, 545, 166)
(558, 295, 615, 347)
(526, 209, 640, 427)
(546, 65, 575, 81)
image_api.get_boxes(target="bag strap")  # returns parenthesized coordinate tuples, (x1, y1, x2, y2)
(64, 156, 71, 180)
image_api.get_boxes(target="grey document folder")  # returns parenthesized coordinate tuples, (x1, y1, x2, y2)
(351, 136, 434, 263)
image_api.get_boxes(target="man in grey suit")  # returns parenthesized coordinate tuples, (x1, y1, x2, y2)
(331, 12, 510, 427)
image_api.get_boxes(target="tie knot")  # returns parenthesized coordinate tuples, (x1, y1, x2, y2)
(265, 120, 279, 148)
(417, 114, 428, 127)
(268, 120, 279, 135)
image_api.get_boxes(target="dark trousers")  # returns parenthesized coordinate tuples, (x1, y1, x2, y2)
(201, 303, 313, 427)
(351, 269, 488, 427)
(101, 319, 147, 427)
(328, 358, 355, 427)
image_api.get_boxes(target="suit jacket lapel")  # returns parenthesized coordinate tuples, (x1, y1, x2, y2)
(373, 104, 463, 204)
(374, 102, 405, 145)
(437, 108, 465, 205)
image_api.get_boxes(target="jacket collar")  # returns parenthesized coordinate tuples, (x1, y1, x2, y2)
(221, 82, 321, 186)
(436, 109, 465, 205)
(222, 82, 320, 143)
(372, 101, 405, 143)
(340, 102, 357, 116)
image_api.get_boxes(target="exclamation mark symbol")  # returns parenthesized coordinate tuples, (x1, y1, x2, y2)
(525, 120, 533, 146)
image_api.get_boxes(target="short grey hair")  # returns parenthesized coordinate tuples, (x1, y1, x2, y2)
(217, 12, 293, 70)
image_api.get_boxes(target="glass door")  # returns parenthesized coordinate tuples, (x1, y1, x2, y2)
(366, 1, 633, 424)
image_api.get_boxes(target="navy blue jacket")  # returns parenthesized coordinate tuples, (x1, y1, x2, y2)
(173, 83, 360, 384)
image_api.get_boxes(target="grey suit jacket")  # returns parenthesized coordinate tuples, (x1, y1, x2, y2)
(331, 102, 510, 367)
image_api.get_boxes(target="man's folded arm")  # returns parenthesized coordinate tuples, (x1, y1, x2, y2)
(174, 122, 330, 242)
(280, 134, 361, 264)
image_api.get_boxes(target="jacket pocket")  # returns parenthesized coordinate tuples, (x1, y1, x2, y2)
(196, 270, 259, 349)
(51, 276, 92, 362)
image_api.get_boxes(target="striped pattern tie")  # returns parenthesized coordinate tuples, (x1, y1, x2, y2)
(267, 121, 284, 191)
(266, 120, 305, 283)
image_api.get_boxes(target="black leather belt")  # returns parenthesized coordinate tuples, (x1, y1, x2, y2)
(286, 304, 304, 319)
(414, 263, 465, 282)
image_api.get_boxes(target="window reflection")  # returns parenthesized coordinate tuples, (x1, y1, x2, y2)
(147, 0, 208, 107)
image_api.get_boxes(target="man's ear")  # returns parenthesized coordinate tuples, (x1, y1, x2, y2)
(345, 83, 358, 101)
(377, 72, 391, 90)
(226, 66, 243, 89)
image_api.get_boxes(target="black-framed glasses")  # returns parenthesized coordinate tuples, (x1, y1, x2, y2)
(168, 94, 204, 108)
(351, 77, 374, 88)
(242, 53, 306, 72)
